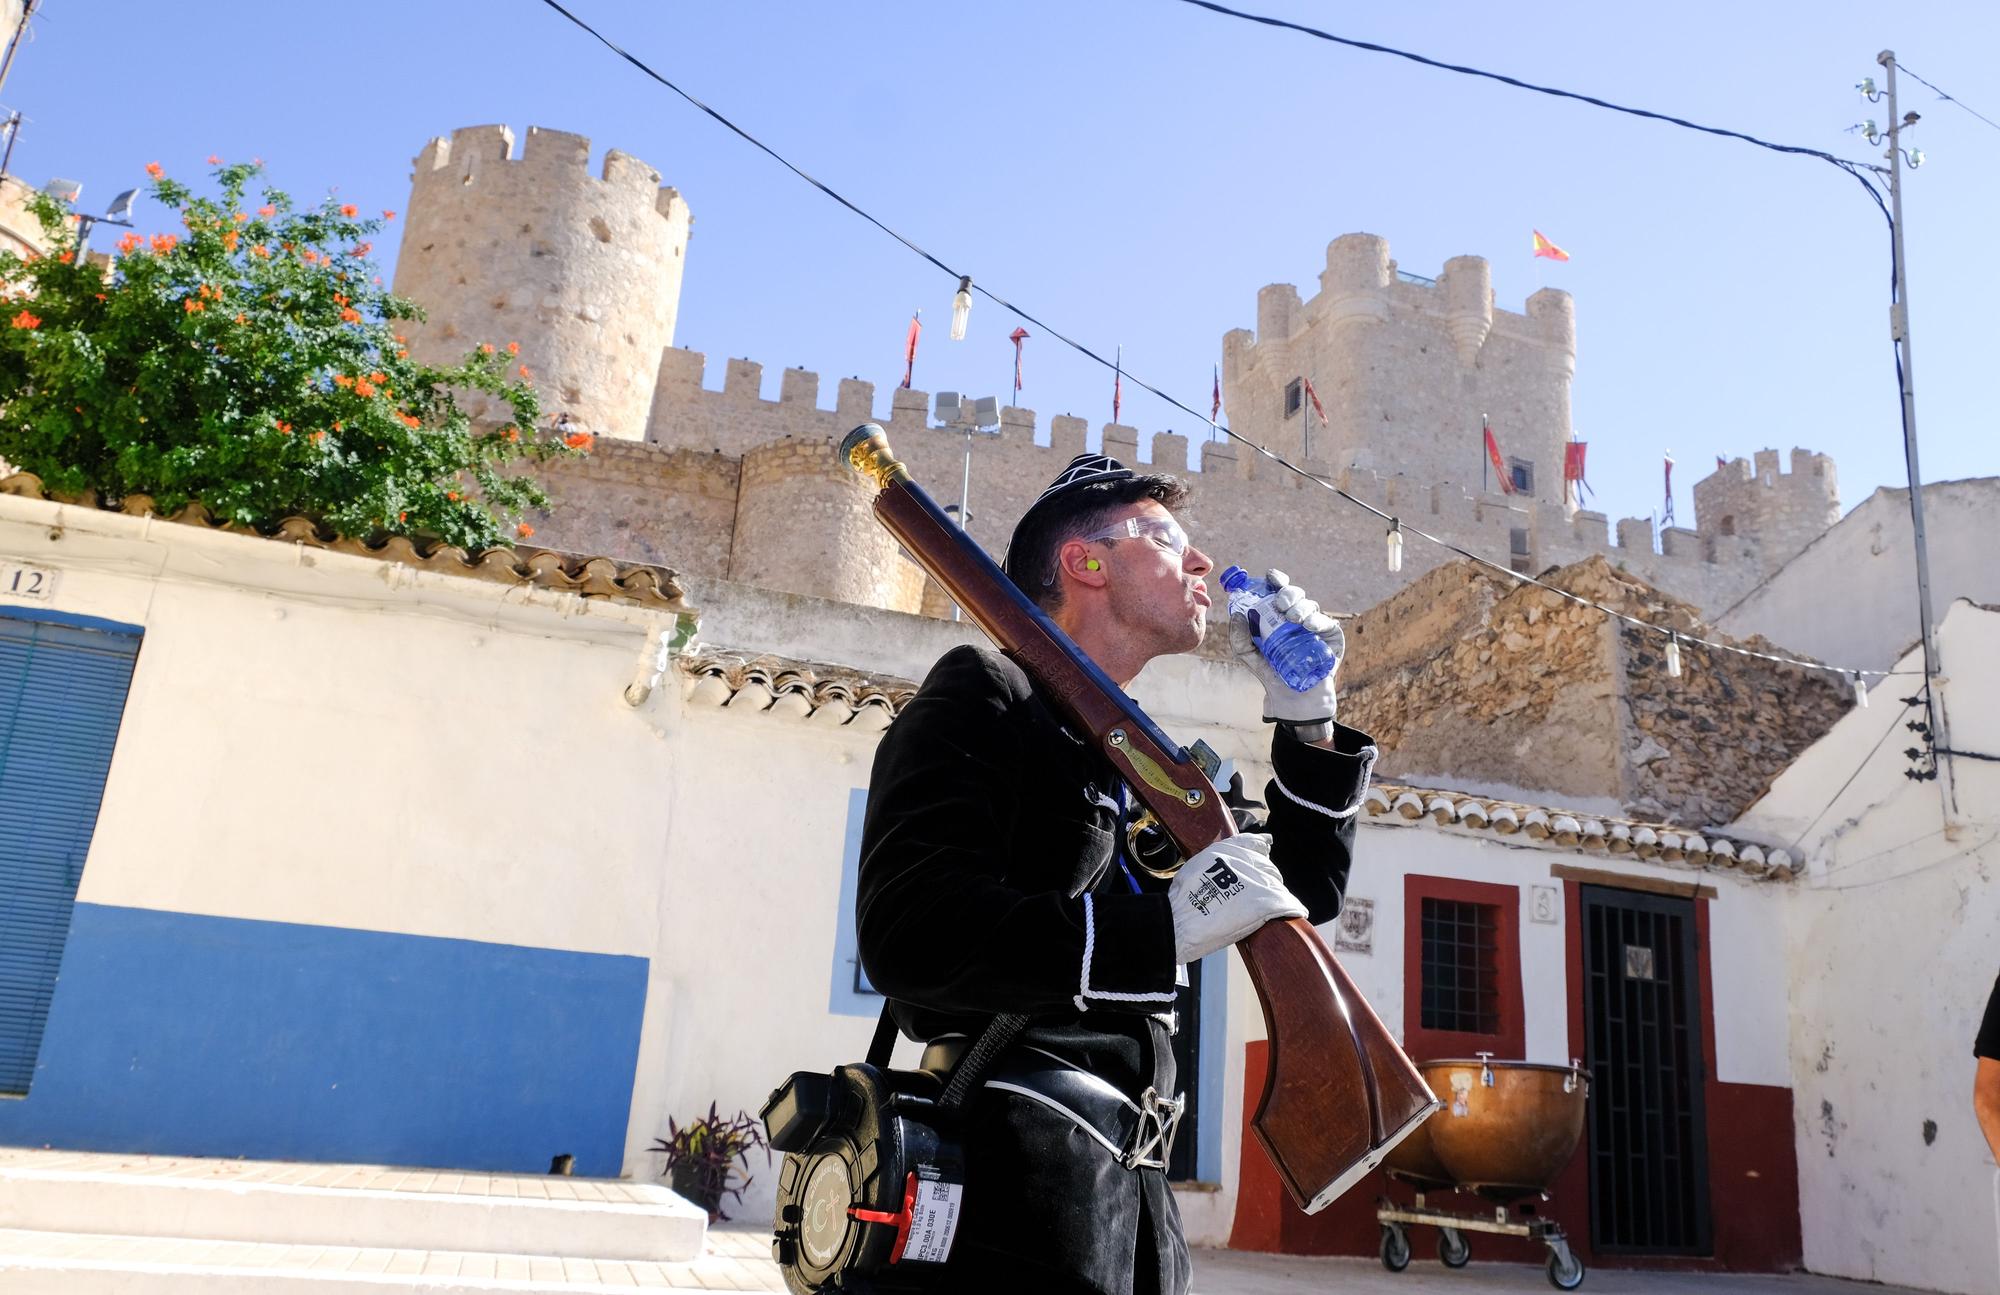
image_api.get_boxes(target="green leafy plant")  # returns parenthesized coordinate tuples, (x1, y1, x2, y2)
(0, 158, 587, 549)
(652, 1102, 769, 1222)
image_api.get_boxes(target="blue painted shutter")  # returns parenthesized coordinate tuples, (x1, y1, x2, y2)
(0, 614, 142, 1094)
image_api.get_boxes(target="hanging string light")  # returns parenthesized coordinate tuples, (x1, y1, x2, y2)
(949, 275, 973, 341)
(1853, 671, 1869, 708)
(1665, 633, 1684, 678)
(1386, 518, 1403, 573)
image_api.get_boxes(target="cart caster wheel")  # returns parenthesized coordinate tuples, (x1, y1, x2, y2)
(1546, 1248, 1585, 1290)
(1439, 1227, 1471, 1268)
(1379, 1223, 1411, 1273)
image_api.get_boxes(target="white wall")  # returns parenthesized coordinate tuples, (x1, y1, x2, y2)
(1716, 479, 2000, 675)
(1739, 602, 2000, 1294)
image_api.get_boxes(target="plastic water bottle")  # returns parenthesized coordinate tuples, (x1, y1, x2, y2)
(1219, 566, 1338, 692)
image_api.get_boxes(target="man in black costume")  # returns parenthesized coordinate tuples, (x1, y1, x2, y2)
(856, 453, 1378, 1294)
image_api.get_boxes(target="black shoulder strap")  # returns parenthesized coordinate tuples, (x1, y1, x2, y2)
(864, 1003, 1029, 1116)
(865, 1002, 900, 1070)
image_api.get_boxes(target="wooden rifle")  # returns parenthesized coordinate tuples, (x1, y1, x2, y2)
(840, 422, 1437, 1213)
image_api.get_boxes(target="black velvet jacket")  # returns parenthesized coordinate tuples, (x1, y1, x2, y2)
(856, 644, 1378, 1092)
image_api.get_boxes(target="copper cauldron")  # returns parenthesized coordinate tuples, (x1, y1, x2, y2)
(1413, 1056, 1589, 1201)
(1378, 1108, 1455, 1192)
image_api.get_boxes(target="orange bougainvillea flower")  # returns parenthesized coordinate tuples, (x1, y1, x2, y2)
(258, 205, 276, 218)
(350, 242, 371, 257)
(94, 292, 106, 302)
(503, 426, 519, 443)
(184, 299, 204, 313)
(275, 421, 292, 434)
(447, 491, 460, 501)
(116, 231, 141, 254)
(145, 162, 164, 178)
(516, 523, 535, 539)
(333, 421, 342, 431)
(207, 154, 221, 165)
(340, 204, 358, 218)
(300, 249, 319, 264)
(340, 307, 361, 324)
(382, 210, 396, 220)
(332, 293, 349, 306)
(311, 430, 326, 444)
(251, 244, 269, 258)
(10, 310, 40, 329)
(564, 432, 594, 451)
(367, 371, 385, 384)
(57, 250, 73, 264)
(332, 374, 353, 388)
(233, 312, 246, 325)
(398, 511, 408, 523)
(150, 233, 178, 254)
(221, 230, 239, 251)
(518, 365, 531, 381)
(479, 343, 494, 355)
(398, 411, 421, 429)
(506, 341, 520, 355)
(353, 379, 377, 397)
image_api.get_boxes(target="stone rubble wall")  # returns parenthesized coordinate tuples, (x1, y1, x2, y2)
(1337, 556, 1852, 823)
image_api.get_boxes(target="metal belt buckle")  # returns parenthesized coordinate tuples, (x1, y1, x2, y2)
(1121, 1087, 1185, 1171)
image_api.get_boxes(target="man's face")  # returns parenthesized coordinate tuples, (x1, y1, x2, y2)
(1083, 499, 1215, 656)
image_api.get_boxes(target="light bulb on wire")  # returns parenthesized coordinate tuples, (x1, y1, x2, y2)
(950, 276, 972, 341)
(1386, 519, 1403, 573)
(1853, 672, 1869, 708)
(1664, 634, 1683, 679)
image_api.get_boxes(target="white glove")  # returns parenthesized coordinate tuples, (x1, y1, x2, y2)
(1168, 833, 1307, 963)
(1228, 567, 1344, 728)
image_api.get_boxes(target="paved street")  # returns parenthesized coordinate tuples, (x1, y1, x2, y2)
(700, 1227, 1933, 1295)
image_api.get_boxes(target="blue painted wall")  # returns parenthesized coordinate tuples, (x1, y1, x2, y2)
(0, 904, 649, 1177)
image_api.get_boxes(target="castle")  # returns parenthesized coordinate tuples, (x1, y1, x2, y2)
(386, 123, 1841, 623)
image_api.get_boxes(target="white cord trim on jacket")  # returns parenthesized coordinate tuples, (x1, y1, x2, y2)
(1073, 893, 1178, 1013)
(1273, 745, 1380, 821)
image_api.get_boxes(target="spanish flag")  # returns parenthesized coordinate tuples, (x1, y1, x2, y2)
(1531, 230, 1570, 262)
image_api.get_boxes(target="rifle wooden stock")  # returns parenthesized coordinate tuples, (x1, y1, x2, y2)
(840, 423, 1437, 1214)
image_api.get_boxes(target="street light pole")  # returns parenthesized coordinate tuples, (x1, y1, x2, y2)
(1878, 49, 1954, 824)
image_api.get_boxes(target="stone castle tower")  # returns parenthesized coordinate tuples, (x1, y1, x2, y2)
(1224, 234, 1575, 506)
(389, 125, 1840, 625)
(390, 125, 692, 437)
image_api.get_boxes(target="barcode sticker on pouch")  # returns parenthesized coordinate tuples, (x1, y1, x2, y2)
(903, 1167, 963, 1265)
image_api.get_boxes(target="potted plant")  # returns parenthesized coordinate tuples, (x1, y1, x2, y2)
(653, 1103, 769, 1221)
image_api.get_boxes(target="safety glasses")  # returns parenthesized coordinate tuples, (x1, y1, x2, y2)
(1076, 516, 1191, 557)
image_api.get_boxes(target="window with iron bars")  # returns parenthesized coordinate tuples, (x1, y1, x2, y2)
(1419, 897, 1502, 1036)
(1284, 378, 1303, 418)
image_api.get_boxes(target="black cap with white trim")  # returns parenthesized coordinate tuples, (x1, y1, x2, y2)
(1001, 453, 1135, 576)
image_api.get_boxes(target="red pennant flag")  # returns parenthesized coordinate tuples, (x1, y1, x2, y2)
(1485, 417, 1516, 495)
(1531, 230, 1571, 262)
(1301, 376, 1328, 426)
(1112, 346, 1123, 423)
(1564, 440, 1591, 504)
(1009, 327, 1029, 402)
(1211, 365, 1222, 424)
(1716, 455, 1729, 471)
(900, 311, 921, 390)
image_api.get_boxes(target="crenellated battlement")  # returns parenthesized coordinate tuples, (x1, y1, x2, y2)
(389, 125, 1841, 626)
(395, 124, 693, 442)
(1221, 232, 1578, 499)
(409, 125, 688, 217)
(609, 344, 1832, 620)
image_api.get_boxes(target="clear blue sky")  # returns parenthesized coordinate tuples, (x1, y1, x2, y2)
(7, 1, 1994, 533)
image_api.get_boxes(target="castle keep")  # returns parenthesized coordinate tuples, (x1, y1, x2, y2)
(391, 125, 1841, 622)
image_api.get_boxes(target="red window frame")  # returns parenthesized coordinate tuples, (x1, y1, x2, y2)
(1402, 874, 1525, 1061)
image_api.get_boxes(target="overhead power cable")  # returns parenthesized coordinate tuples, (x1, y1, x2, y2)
(1894, 62, 2000, 135)
(1170, 0, 1891, 206)
(530, 0, 1916, 684)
